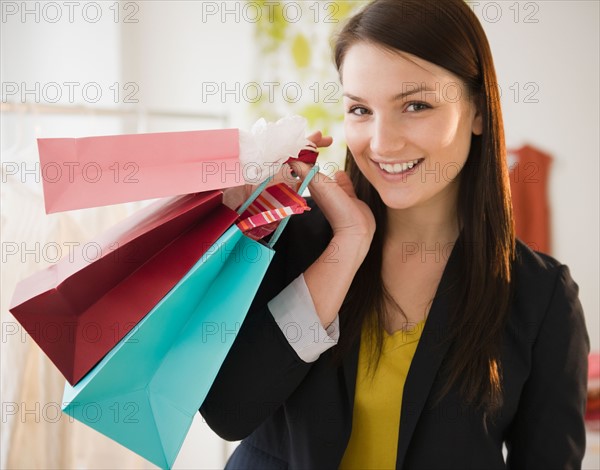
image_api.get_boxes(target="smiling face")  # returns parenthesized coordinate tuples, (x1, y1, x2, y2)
(341, 42, 483, 213)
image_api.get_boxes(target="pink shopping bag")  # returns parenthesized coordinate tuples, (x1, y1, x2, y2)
(38, 129, 242, 213)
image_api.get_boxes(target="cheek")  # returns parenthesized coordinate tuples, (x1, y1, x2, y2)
(344, 120, 368, 157)
(429, 112, 461, 149)
(435, 107, 473, 152)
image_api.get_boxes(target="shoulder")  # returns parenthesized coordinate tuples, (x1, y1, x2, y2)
(512, 238, 578, 295)
(510, 238, 585, 339)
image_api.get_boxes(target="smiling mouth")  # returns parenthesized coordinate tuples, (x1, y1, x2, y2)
(377, 158, 424, 175)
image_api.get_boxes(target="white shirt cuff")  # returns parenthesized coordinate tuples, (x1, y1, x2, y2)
(268, 274, 340, 363)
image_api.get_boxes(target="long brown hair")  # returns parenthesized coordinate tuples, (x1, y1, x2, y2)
(331, 0, 516, 420)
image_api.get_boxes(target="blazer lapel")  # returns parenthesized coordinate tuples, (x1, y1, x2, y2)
(395, 235, 463, 469)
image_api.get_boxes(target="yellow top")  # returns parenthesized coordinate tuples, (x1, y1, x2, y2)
(339, 320, 426, 470)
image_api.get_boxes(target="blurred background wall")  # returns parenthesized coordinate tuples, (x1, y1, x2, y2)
(1, 1, 598, 468)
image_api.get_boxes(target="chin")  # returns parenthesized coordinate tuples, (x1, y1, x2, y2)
(376, 191, 420, 211)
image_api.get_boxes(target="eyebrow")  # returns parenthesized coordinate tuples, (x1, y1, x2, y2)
(343, 84, 437, 102)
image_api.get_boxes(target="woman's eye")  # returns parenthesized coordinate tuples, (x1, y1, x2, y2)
(348, 106, 370, 116)
(406, 102, 430, 112)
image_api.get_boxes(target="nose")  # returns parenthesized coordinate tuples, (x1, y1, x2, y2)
(370, 116, 406, 158)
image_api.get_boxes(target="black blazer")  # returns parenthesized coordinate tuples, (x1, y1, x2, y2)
(200, 199, 590, 469)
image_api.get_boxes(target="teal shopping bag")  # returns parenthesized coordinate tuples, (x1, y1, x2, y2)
(61, 165, 319, 469)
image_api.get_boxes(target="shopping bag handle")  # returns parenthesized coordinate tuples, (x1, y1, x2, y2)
(267, 164, 319, 248)
(235, 163, 320, 248)
(236, 175, 273, 217)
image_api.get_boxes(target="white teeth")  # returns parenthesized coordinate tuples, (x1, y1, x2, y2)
(378, 159, 420, 174)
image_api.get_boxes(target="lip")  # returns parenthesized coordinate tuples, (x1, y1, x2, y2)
(370, 158, 424, 181)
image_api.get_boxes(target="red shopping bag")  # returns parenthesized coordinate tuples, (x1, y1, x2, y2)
(9, 190, 239, 385)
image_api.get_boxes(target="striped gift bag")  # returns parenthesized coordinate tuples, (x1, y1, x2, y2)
(236, 182, 310, 241)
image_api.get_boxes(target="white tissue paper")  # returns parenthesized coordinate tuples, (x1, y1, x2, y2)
(239, 115, 309, 184)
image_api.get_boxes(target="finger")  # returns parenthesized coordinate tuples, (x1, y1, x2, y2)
(288, 161, 358, 230)
(316, 135, 333, 148)
(306, 131, 322, 144)
(286, 160, 330, 192)
(306, 131, 333, 149)
(287, 160, 338, 204)
(333, 170, 357, 199)
(287, 160, 317, 181)
(279, 164, 302, 192)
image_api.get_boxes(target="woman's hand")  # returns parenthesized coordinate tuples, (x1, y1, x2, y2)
(222, 130, 328, 210)
(287, 132, 375, 244)
(289, 160, 375, 240)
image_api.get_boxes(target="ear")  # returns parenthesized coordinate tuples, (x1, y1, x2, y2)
(471, 105, 483, 136)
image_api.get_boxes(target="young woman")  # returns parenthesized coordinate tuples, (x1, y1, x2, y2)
(201, 1, 590, 468)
